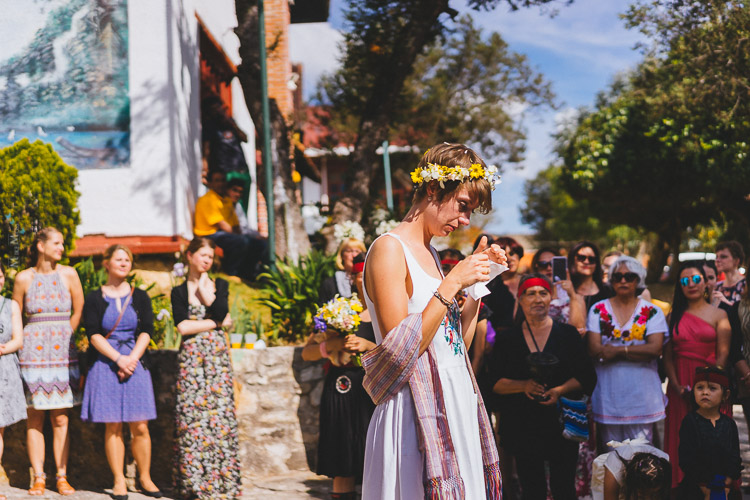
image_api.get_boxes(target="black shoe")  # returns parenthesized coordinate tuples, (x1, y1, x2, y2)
(140, 488, 163, 498)
(110, 494, 128, 500)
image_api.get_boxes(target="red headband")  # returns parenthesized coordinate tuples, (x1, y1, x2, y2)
(694, 368, 729, 389)
(441, 259, 460, 266)
(518, 277, 552, 297)
(351, 262, 365, 274)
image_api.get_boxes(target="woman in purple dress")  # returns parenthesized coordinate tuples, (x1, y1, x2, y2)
(81, 245, 161, 499)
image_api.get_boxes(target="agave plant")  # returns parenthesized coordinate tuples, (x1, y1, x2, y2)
(256, 250, 336, 343)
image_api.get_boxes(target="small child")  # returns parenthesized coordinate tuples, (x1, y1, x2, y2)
(678, 366, 742, 500)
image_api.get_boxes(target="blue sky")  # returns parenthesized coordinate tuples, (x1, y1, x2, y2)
(289, 0, 647, 234)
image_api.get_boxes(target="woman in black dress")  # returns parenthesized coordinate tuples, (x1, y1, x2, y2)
(303, 253, 376, 500)
(491, 273, 596, 500)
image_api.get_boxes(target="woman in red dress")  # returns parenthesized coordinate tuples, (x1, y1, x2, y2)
(663, 261, 732, 490)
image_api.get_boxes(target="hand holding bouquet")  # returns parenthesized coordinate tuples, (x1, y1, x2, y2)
(313, 294, 364, 366)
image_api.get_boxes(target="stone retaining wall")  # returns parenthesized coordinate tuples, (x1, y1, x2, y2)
(2, 347, 325, 491)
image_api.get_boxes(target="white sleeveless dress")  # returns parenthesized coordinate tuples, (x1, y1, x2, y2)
(361, 233, 485, 499)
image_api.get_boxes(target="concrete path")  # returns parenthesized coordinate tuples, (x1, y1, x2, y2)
(4, 407, 750, 499)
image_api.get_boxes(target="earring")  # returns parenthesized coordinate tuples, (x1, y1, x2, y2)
(428, 196, 433, 202)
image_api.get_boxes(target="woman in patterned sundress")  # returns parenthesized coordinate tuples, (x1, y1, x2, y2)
(0, 261, 27, 492)
(170, 237, 240, 499)
(12, 227, 84, 496)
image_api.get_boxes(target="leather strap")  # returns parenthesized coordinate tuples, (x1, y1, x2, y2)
(103, 286, 135, 339)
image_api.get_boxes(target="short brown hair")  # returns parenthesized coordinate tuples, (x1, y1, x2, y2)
(412, 143, 493, 214)
(716, 240, 745, 265)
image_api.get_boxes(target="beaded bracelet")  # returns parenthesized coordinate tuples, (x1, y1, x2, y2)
(433, 290, 453, 308)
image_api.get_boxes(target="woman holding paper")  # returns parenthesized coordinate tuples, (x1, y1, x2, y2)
(361, 143, 507, 499)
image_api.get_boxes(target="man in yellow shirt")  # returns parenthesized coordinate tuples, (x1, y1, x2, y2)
(193, 171, 266, 279)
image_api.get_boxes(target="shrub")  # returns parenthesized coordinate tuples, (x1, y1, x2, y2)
(0, 139, 80, 265)
(256, 250, 336, 343)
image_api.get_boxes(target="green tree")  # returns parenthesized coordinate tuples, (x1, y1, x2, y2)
(320, 14, 555, 167)
(0, 139, 80, 267)
(550, 1, 750, 279)
(316, 0, 569, 235)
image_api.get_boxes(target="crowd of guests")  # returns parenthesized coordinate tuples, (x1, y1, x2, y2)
(0, 223, 748, 500)
(0, 229, 240, 499)
(303, 235, 749, 499)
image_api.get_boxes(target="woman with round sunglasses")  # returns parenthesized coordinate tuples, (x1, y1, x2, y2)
(587, 256, 668, 449)
(530, 247, 585, 331)
(662, 261, 732, 490)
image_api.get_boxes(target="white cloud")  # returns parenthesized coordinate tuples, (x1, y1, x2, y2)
(454, 0, 645, 73)
(289, 23, 344, 100)
(553, 106, 579, 133)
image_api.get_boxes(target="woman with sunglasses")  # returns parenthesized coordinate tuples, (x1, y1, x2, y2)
(530, 248, 586, 331)
(662, 261, 732, 490)
(587, 256, 668, 448)
(568, 241, 612, 313)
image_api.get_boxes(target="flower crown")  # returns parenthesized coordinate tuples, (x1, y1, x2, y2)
(410, 161, 500, 190)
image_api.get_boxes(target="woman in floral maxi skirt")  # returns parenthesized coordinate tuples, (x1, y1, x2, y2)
(171, 237, 241, 499)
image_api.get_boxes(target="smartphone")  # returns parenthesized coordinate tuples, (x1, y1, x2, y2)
(552, 256, 567, 283)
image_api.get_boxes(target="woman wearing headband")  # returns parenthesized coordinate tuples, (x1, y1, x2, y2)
(530, 247, 586, 332)
(663, 261, 731, 490)
(587, 256, 668, 449)
(490, 273, 596, 499)
(361, 143, 506, 499)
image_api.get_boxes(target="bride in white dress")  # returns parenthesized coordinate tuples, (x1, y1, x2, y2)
(361, 143, 506, 499)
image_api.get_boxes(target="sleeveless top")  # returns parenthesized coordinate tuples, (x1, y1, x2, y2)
(363, 233, 465, 363)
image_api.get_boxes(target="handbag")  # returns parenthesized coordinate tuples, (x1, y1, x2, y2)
(83, 286, 135, 374)
(559, 395, 589, 442)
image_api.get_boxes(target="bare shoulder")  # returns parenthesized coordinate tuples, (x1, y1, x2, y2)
(712, 305, 729, 322)
(58, 265, 80, 280)
(13, 268, 34, 285)
(366, 235, 406, 275)
(13, 268, 34, 290)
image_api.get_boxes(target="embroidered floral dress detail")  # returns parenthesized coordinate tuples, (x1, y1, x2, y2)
(442, 303, 464, 356)
(594, 302, 657, 343)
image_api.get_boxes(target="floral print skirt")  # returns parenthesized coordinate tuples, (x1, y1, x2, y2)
(174, 330, 241, 499)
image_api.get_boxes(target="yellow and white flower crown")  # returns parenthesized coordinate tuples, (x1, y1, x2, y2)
(410, 161, 501, 190)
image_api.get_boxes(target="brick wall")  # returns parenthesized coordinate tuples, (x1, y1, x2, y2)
(264, 0, 293, 120)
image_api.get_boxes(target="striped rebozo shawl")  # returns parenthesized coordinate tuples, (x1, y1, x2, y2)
(362, 313, 502, 499)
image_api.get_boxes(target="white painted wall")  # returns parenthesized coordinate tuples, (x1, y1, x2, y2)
(76, 0, 256, 238)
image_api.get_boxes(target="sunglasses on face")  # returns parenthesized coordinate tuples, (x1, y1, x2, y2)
(680, 274, 703, 287)
(536, 260, 552, 269)
(575, 254, 597, 264)
(612, 272, 638, 283)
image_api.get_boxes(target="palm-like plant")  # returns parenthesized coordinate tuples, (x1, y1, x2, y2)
(256, 251, 336, 343)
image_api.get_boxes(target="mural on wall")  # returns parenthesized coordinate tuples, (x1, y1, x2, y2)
(0, 0, 129, 169)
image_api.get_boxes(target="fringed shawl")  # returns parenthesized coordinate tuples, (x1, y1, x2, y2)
(362, 314, 502, 499)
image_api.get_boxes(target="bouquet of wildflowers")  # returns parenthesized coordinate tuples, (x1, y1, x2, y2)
(313, 294, 364, 366)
